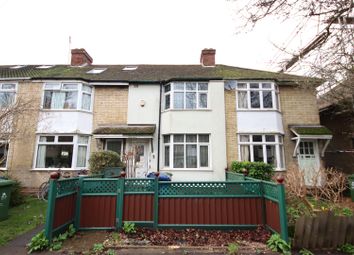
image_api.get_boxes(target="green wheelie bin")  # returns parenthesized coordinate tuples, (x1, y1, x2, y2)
(0, 179, 14, 221)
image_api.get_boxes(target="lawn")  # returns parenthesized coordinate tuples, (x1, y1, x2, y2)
(0, 196, 47, 247)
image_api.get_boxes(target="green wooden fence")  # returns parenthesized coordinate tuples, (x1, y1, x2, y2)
(44, 173, 288, 242)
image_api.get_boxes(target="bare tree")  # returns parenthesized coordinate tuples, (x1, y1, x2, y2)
(234, 0, 354, 115)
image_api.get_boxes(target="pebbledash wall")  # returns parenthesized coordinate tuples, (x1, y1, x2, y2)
(2, 80, 322, 188)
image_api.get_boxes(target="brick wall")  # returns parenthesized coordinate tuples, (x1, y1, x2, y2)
(91, 86, 128, 153)
(279, 86, 321, 169)
(224, 90, 238, 169)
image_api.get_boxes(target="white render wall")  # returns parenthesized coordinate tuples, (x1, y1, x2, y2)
(37, 111, 93, 134)
(160, 80, 227, 181)
(127, 84, 160, 172)
(237, 111, 284, 134)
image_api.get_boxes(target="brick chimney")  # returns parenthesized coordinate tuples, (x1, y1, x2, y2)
(71, 48, 93, 66)
(200, 48, 216, 67)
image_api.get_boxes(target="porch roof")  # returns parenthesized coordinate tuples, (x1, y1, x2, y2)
(93, 124, 156, 135)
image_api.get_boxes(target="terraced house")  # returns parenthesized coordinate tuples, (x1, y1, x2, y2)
(0, 48, 332, 188)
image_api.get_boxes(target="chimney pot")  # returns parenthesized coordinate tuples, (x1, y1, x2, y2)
(71, 48, 93, 66)
(200, 48, 216, 67)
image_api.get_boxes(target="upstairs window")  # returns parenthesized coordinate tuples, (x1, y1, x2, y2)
(0, 83, 16, 107)
(164, 82, 208, 110)
(43, 83, 92, 111)
(236, 82, 279, 110)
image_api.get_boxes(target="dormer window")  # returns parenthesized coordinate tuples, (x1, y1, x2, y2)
(122, 66, 138, 71)
(86, 68, 107, 74)
(164, 82, 208, 110)
(43, 83, 93, 111)
(236, 82, 279, 110)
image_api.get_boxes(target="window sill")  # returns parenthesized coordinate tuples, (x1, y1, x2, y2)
(275, 168, 286, 172)
(31, 168, 86, 171)
(40, 109, 93, 114)
(162, 108, 212, 113)
(160, 168, 213, 172)
(0, 168, 7, 171)
(236, 109, 281, 113)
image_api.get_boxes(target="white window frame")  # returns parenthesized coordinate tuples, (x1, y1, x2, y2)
(163, 82, 209, 110)
(236, 81, 280, 111)
(0, 141, 9, 170)
(238, 134, 285, 170)
(163, 134, 211, 170)
(42, 82, 93, 112)
(0, 83, 17, 107)
(33, 134, 90, 170)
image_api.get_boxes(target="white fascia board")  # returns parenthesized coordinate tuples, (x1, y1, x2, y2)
(0, 77, 31, 81)
(89, 82, 129, 86)
(93, 134, 153, 139)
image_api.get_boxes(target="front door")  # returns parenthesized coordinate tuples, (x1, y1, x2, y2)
(126, 139, 149, 178)
(297, 140, 321, 186)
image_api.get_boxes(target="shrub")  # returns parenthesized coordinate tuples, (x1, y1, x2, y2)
(123, 221, 136, 234)
(89, 150, 124, 174)
(231, 161, 274, 181)
(9, 178, 25, 207)
(266, 234, 291, 254)
(27, 230, 49, 253)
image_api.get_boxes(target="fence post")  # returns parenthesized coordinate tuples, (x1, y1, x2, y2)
(116, 178, 125, 230)
(153, 178, 159, 228)
(44, 179, 57, 242)
(74, 176, 84, 230)
(277, 182, 289, 243)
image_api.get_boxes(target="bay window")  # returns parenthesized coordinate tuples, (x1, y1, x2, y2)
(43, 83, 93, 111)
(164, 82, 208, 110)
(238, 134, 285, 170)
(0, 83, 16, 107)
(236, 82, 279, 110)
(35, 134, 90, 169)
(163, 134, 210, 169)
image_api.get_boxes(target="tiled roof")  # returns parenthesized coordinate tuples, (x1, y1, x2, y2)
(0, 64, 317, 85)
(290, 125, 332, 136)
(93, 125, 156, 135)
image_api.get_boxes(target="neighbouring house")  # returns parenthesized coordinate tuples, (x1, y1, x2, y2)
(319, 101, 354, 175)
(0, 48, 332, 188)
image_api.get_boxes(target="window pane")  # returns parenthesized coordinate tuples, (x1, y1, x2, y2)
(263, 91, 273, 108)
(253, 145, 264, 162)
(275, 93, 279, 110)
(173, 145, 184, 168)
(64, 91, 78, 109)
(199, 134, 209, 143)
(163, 135, 170, 143)
(39, 136, 54, 142)
(186, 92, 196, 109)
(173, 82, 184, 90)
(2, 84, 16, 90)
(186, 144, 197, 168)
(186, 82, 196, 91)
(266, 145, 276, 166)
(186, 134, 197, 142)
(198, 83, 208, 91)
(240, 145, 250, 161)
(252, 135, 262, 142)
(237, 91, 248, 108)
(240, 135, 249, 142)
(199, 93, 207, 108)
(82, 93, 91, 110)
(50, 92, 65, 109)
(78, 136, 89, 144)
(0, 92, 15, 107)
(76, 146, 87, 167)
(0, 143, 8, 168)
(37, 145, 73, 168)
(164, 146, 170, 167)
(82, 85, 92, 93)
(58, 136, 73, 142)
(262, 83, 272, 89)
(250, 83, 259, 89)
(43, 91, 52, 109)
(173, 135, 184, 143)
(63, 84, 78, 90)
(265, 135, 275, 142)
(106, 140, 122, 155)
(165, 94, 170, 109)
(237, 83, 247, 89)
(200, 145, 209, 167)
(279, 145, 285, 168)
(173, 92, 184, 109)
(164, 84, 171, 92)
(278, 135, 283, 143)
(44, 83, 60, 90)
(250, 91, 260, 108)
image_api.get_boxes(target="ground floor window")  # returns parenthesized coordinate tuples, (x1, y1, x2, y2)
(0, 142, 9, 168)
(163, 134, 210, 169)
(238, 134, 285, 170)
(105, 139, 123, 157)
(35, 134, 90, 169)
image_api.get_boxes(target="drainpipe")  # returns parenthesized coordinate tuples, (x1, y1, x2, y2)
(156, 81, 163, 172)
